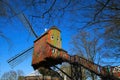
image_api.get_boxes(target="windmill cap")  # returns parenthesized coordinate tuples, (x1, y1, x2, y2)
(34, 26, 61, 42)
(49, 26, 61, 32)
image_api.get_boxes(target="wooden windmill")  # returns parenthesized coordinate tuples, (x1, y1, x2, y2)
(7, 13, 67, 77)
(7, 14, 120, 80)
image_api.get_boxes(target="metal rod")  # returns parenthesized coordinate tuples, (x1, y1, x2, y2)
(54, 65, 72, 80)
(7, 46, 33, 63)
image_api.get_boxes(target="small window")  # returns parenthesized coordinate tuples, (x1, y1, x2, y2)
(52, 48, 55, 53)
(51, 35, 54, 40)
(57, 37, 59, 41)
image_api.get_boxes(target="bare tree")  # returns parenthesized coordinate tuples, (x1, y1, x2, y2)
(0, 0, 80, 26)
(0, 0, 119, 47)
(65, 0, 120, 63)
(80, 0, 120, 58)
(0, 70, 24, 80)
(0, 0, 82, 43)
(71, 30, 103, 80)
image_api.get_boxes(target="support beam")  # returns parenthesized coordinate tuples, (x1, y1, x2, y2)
(54, 65, 72, 80)
(71, 63, 82, 80)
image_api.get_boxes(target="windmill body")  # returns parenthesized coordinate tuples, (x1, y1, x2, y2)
(32, 27, 68, 70)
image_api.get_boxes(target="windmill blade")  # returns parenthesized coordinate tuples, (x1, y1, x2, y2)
(7, 46, 33, 68)
(7, 13, 38, 68)
(16, 13, 38, 38)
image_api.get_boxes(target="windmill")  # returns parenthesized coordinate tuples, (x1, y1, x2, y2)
(7, 14, 120, 80)
(7, 13, 63, 78)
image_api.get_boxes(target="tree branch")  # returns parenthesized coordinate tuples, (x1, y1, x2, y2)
(59, 0, 71, 10)
(80, 18, 120, 30)
(94, 0, 110, 21)
(108, 6, 120, 10)
(42, 0, 56, 18)
(0, 0, 16, 16)
(22, 13, 38, 38)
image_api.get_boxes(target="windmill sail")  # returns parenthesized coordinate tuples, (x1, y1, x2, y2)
(7, 13, 38, 68)
(7, 46, 33, 68)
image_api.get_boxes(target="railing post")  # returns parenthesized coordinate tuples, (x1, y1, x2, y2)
(70, 55, 82, 80)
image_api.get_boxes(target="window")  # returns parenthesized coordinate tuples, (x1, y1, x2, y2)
(52, 48, 55, 53)
(51, 35, 54, 40)
(57, 37, 59, 41)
